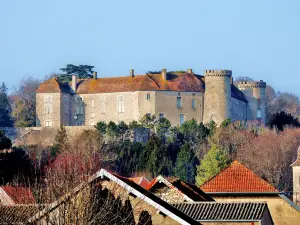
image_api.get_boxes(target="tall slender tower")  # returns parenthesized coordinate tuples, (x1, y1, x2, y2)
(237, 80, 266, 124)
(203, 70, 232, 125)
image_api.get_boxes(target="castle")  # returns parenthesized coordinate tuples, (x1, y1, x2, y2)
(36, 69, 266, 127)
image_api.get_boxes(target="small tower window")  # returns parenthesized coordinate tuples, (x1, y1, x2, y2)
(146, 93, 151, 100)
(192, 99, 196, 109)
(159, 113, 164, 119)
(257, 109, 262, 118)
(91, 99, 95, 108)
(180, 114, 185, 125)
(177, 97, 182, 108)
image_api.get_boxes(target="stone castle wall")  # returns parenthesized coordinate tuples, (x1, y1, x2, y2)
(203, 70, 231, 125)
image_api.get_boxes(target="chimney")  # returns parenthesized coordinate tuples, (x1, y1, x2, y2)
(161, 69, 167, 80)
(93, 71, 97, 79)
(187, 69, 193, 73)
(71, 74, 76, 93)
(130, 69, 134, 78)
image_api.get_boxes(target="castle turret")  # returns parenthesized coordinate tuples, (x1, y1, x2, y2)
(237, 80, 266, 124)
(203, 70, 232, 125)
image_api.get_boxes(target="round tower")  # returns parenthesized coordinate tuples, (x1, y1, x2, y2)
(203, 69, 232, 125)
(237, 80, 266, 124)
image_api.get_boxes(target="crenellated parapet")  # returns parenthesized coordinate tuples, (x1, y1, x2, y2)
(204, 70, 232, 77)
(237, 80, 266, 89)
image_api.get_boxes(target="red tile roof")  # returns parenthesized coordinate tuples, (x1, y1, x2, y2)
(37, 72, 205, 94)
(36, 77, 72, 93)
(200, 161, 278, 193)
(128, 177, 150, 189)
(1, 186, 35, 205)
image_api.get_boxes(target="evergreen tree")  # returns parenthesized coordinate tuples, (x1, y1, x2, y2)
(128, 120, 142, 130)
(107, 121, 119, 139)
(140, 135, 171, 177)
(174, 142, 197, 183)
(156, 117, 171, 143)
(52, 125, 69, 156)
(195, 144, 229, 185)
(118, 121, 129, 142)
(0, 130, 12, 150)
(0, 82, 13, 127)
(95, 121, 107, 135)
(139, 114, 157, 130)
(268, 111, 300, 131)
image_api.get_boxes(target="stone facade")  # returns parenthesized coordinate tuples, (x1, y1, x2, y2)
(36, 69, 266, 127)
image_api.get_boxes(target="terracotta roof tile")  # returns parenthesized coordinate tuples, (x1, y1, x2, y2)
(128, 177, 150, 189)
(36, 78, 72, 93)
(200, 161, 278, 193)
(37, 73, 205, 94)
(1, 186, 36, 204)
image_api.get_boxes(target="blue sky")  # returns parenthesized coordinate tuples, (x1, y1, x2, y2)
(0, 0, 299, 96)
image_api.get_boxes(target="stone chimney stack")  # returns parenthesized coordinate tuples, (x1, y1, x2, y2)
(292, 146, 300, 205)
(187, 69, 193, 73)
(130, 69, 134, 78)
(161, 69, 167, 80)
(93, 71, 97, 79)
(71, 74, 76, 93)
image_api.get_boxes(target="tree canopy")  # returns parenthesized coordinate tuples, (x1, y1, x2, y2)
(0, 82, 13, 127)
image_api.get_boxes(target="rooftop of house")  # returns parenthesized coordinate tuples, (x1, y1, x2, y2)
(146, 175, 214, 202)
(36, 71, 247, 102)
(172, 202, 273, 223)
(128, 176, 150, 189)
(200, 161, 278, 193)
(0, 186, 36, 205)
(27, 169, 200, 225)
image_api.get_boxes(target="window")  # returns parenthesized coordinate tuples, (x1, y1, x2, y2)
(91, 99, 95, 108)
(257, 109, 262, 118)
(44, 120, 52, 127)
(91, 113, 95, 118)
(177, 97, 182, 108)
(146, 93, 151, 100)
(159, 113, 164, 119)
(76, 122, 84, 126)
(192, 99, 196, 109)
(180, 114, 185, 125)
(44, 96, 52, 102)
(100, 96, 106, 114)
(77, 97, 83, 102)
(44, 104, 52, 114)
(117, 95, 125, 113)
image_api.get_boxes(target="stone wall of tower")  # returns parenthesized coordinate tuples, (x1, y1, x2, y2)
(237, 81, 266, 124)
(36, 93, 62, 127)
(203, 70, 232, 125)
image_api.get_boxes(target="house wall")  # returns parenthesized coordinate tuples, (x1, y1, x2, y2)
(36, 93, 62, 127)
(155, 91, 203, 126)
(72, 92, 139, 126)
(230, 97, 247, 122)
(293, 166, 300, 204)
(212, 195, 300, 225)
